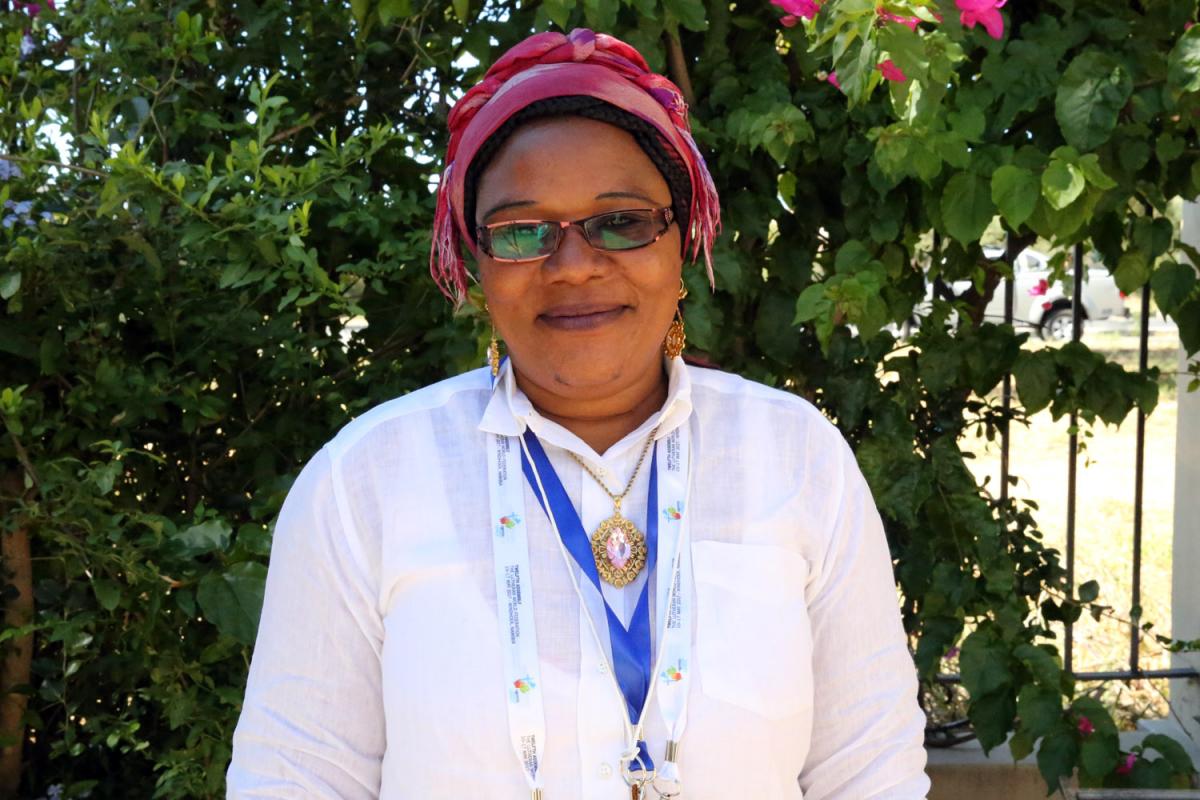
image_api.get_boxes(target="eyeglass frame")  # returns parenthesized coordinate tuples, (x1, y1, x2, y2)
(475, 206, 676, 263)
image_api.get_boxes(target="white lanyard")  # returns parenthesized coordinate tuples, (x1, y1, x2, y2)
(486, 432, 547, 795)
(486, 424, 695, 799)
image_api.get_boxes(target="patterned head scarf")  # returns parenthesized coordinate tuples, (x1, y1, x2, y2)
(430, 27, 721, 305)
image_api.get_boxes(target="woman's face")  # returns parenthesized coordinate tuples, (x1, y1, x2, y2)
(475, 116, 683, 402)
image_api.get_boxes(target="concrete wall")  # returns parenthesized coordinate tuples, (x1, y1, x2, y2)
(1172, 202, 1200, 743)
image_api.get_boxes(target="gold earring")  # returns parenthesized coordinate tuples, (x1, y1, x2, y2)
(488, 326, 501, 377)
(664, 281, 687, 359)
(484, 303, 502, 377)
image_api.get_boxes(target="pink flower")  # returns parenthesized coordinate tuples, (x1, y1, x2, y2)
(879, 9, 920, 30)
(956, 0, 1006, 39)
(1028, 278, 1049, 297)
(781, 14, 800, 27)
(771, 0, 820, 20)
(878, 59, 907, 82)
(826, 71, 842, 90)
(1077, 716, 1094, 736)
(1116, 753, 1137, 775)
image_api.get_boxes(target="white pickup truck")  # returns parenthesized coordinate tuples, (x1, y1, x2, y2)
(974, 248, 1127, 339)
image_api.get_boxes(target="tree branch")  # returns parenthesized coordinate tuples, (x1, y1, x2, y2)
(0, 154, 105, 179)
(662, 30, 696, 108)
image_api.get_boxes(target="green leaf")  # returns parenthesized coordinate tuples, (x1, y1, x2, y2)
(754, 290, 803, 364)
(452, 0, 469, 23)
(1132, 217, 1173, 259)
(941, 172, 995, 244)
(1042, 159, 1085, 210)
(0, 272, 20, 301)
(92, 579, 121, 612)
(778, 171, 797, 209)
(1077, 154, 1117, 190)
(662, 0, 708, 31)
(794, 283, 829, 324)
(969, 688, 1017, 753)
(1150, 261, 1196, 316)
(1009, 728, 1035, 762)
(991, 165, 1039, 228)
(1140, 733, 1196, 774)
(236, 524, 274, 557)
(1055, 50, 1133, 152)
(1014, 643, 1062, 688)
(1080, 734, 1120, 780)
(1178, 297, 1200, 354)
(835, 240, 873, 273)
(378, 0, 411, 24)
(1114, 251, 1152, 295)
(349, 0, 369, 27)
(1037, 726, 1079, 793)
(960, 629, 1012, 697)
(1013, 350, 1058, 413)
(948, 107, 986, 142)
(540, 0, 572, 28)
(1168, 25, 1200, 93)
(1071, 697, 1119, 736)
(173, 519, 232, 557)
(197, 562, 267, 646)
(1017, 684, 1062, 738)
(1078, 579, 1100, 603)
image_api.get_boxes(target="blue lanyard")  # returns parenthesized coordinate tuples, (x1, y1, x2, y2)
(520, 429, 658, 772)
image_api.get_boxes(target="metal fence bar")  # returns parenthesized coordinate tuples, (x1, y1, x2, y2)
(1000, 241, 1016, 505)
(1130, 287, 1151, 673)
(1065, 242, 1085, 675)
(927, 247, 1200, 745)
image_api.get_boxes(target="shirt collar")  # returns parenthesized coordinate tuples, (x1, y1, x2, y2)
(477, 356, 694, 460)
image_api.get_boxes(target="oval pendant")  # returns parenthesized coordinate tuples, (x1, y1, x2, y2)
(591, 514, 647, 588)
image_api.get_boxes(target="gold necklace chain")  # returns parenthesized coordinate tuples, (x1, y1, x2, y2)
(568, 425, 660, 513)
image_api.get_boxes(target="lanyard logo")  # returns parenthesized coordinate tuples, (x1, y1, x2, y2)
(511, 675, 536, 703)
(496, 513, 521, 537)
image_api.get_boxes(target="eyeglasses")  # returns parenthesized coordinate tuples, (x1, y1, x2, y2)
(476, 207, 675, 263)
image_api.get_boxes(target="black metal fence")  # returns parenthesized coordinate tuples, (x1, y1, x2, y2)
(927, 241, 1199, 745)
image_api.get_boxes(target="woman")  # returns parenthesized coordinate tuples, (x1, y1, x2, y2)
(227, 28, 930, 800)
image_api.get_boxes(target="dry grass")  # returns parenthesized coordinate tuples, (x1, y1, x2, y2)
(962, 324, 1183, 729)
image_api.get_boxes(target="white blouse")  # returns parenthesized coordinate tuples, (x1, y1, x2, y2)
(226, 357, 930, 799)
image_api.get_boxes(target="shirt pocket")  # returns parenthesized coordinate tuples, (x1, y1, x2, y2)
(692, 540, 813, 720)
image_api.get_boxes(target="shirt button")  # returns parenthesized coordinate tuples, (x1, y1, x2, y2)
(597, 662, 608, 675)
(598, 763, 613, 779)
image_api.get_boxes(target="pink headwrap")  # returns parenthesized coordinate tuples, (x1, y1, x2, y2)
(430, 28, 721, 305)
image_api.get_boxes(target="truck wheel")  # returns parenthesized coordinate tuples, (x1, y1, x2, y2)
(1040, 307, 1078, 341)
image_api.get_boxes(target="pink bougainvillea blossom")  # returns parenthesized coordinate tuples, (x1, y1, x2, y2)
(879, 9, 920, 30)
(12, 0, 55, 15)
(956, 0, 1006, 39)
(826, 71, 842, 90)
(1116, 753, 1137, 775)
(780, 14, 800, 27)
(771, 0, 820, 21)
(1029, 278, 1049, 297)
(1076, 716, 1094, 736)
(878, 59, 907, 81)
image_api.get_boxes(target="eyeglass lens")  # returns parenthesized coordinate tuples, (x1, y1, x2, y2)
(484, 209, 666, 261)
